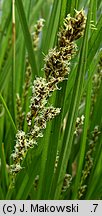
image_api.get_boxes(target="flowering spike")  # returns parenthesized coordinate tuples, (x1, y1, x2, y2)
(10, 10, 86, 177)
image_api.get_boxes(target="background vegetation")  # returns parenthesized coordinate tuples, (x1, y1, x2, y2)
(0, 0, 102, 200)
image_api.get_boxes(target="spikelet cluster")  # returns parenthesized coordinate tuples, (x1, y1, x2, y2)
(32, 18, 45, 50)
(44, 9, 86, 84)
(34, 175, 39, 191)
(10, 10, 86, 177)
(10, 131, 28, 176)
(54, 151, 59, 173)
(11, 77, 60, 176)
(61, 174, 72, 193)
(58, 9, 86, 45)
(74, 115, 85, 136)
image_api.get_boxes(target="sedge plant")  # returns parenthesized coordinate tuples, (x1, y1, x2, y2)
(0, 0, 102, 200)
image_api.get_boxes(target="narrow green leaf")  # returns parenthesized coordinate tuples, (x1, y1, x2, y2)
(40, 0, 62, 71)
(0, 93, 16, 133)
(16, 0, 38, 76)
(0, 186, 4, 200)
(30, 0, 44, 24)
(87, 14, 102, 68)
(1, 143, 9, 195)
(15, 156, 41, 199)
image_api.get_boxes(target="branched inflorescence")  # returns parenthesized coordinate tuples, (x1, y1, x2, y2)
(10, 10, 86, 178)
